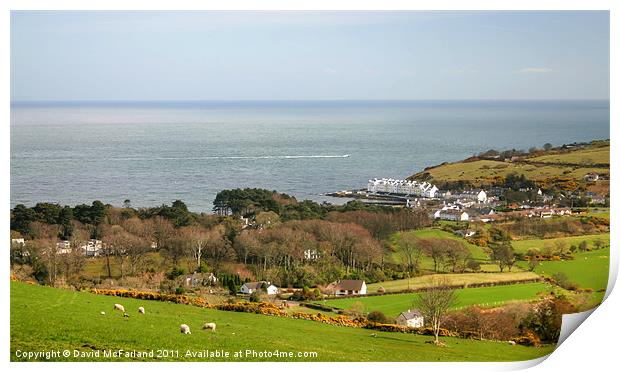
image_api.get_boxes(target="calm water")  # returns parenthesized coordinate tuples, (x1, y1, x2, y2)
(10, 100, 610, 212)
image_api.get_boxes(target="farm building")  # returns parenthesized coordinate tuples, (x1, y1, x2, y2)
(240, 281, 279, 295)
(395, 309, 424, 328)
(334, 280, 367, 296)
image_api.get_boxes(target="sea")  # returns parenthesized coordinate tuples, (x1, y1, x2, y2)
(10, 100, 610, 212)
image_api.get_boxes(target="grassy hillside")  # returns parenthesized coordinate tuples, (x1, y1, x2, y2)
(528, 146, 609, 166)
(319, 282, 553, 317)
(511, 233, 610, 254)
(517, 247, 610, 291)
(409, 141, 609, 188)
(10, 282, 553, 362)
(367, 272, 540, 293)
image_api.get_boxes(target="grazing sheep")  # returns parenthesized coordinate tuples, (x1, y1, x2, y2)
(202, 322, 216, 332)
(370, 333, 377, 338)
(113, 304, 125, 312)
(123, 313, 130, 318)
(180, 324, 191, 334)
(138, 306, 145, 314)
(100, 311, 106, 315)
(508, 340, 516, 346)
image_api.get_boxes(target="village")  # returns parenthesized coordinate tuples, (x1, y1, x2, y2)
(326, 173, 608, 223)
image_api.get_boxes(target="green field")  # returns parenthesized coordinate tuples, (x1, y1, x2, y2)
(367, 272, 541, 293)
(10, 282, 553, 362)
(319, 282, 553, 317)
(511, 233, 610, 254)
(517, 247, 610, 291)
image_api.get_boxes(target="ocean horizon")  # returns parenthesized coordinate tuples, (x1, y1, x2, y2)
(10, 99, 610, 212)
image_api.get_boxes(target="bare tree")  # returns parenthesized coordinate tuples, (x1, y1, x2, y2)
(554, 240, 568, 256)
(181, 225, 210, 271)
(415, 278, 458, 345)
(204, 225, 233, 273)
(398, 234, 423, 276)
(419, 238, 446, 273)
(37, 239, 61, 285)
(443, 240, 471, 273)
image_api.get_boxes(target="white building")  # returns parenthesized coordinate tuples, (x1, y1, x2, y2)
(56, 240, 72, 254)
(367, 178, 438, 198)
(455, 189, 487, 203)
(304, 249, 320, 261)
(80, 239, 103, 257)
(395, 309, 424, 328)
(11, 238, 25, 247)
(334, 280, 367, 296)
(240, 281, 279, 295)
(435, 210, 469, 221)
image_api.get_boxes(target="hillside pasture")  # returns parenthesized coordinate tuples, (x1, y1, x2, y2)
(319, 282, 553, 317)
(517, 247, 610, 291)
(367, 272, 541, 293)
(511, 233, 610, 254)
(10, 282, 553, 362)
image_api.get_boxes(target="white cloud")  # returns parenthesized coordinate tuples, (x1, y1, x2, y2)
(518, 67, 553, 73)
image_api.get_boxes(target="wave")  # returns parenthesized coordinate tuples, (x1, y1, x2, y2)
(23, 154, 351, 162)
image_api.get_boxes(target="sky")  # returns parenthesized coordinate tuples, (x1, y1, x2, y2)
(10, 11, 610, 101)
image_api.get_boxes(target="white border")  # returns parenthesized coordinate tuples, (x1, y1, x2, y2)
(2, 1, 617, 372)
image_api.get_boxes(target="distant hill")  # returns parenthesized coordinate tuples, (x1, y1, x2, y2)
(408, 140, 609, 191)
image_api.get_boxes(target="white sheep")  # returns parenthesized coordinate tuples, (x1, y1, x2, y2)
(180, 324, 191, 334)
(138, 306, 145, 314)
(100, 311, 106, 315)
(202, 322, 216, 332)
(113, 304, 125, 312)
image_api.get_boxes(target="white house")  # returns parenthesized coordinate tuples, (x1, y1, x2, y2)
(184, 272, 218, 287)
(334, 280, 367, 296)
(435, 210, 469, 221)
(456, 189, 487, 203)
(304, 249, 320, 261)
(395, 309, 424, 328)
(240, 281, 279, 295)
(80, 239, 103, 257)
(11, 238, 25, 247)
(584, 173, 599, 182)
(56, 240, 71, 254)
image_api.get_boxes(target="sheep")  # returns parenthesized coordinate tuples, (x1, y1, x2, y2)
(100, 311, 106, 315)
(180, 324, 191, 334)
(202, 322, 216, 332)
(138, 306, 145, 314)
(123, 313, 130, 318)
(113, 304, 125, 312)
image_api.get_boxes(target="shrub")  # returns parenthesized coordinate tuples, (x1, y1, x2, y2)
(249, 291, 261, 302)
(552, 272, 577, 290)
(367, 311, 391, 324)
(466, 259, 481, 272)
(166, 267, 186, 280)
(512, 330, 541, 347)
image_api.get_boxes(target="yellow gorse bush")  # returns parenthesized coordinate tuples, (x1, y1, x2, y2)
(90, 288, 209, 307)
